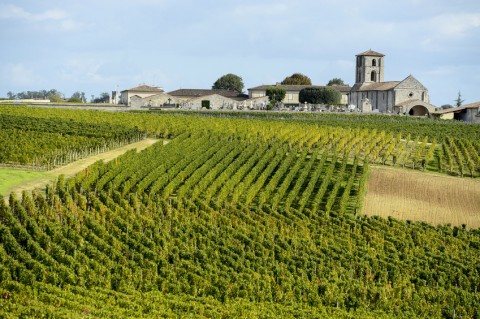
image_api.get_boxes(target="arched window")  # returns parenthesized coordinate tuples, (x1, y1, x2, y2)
(371, 71, 376, 82)
(372, 59, 376, 66)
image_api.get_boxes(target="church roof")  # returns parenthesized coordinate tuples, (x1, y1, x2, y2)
(356, 50, 385, 57)
(351, 81, 400, 91)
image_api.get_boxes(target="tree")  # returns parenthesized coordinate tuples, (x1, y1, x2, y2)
(281, 73, 312, 85)
(265, 86, 286, 110)
(212, 74, 244, 92)
(299, 88, 323, 104)
(69, 91, 86, 103)
(454, 91, 464, 107)
(47, 89, 64, 102)
(327, 78, 346, 86)
(441, 104, 453, 109)
(299, 87, 341, 105)
(92, 92, 110, 103)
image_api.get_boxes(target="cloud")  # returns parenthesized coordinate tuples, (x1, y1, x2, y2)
(0, 4, 64, 21)
(4, 63, 40, 87)
(0, 4, 79, 31)
(429, 13, 480, 37)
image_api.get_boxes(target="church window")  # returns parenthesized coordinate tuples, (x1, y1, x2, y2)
(409, 92, 414, 98)
(372, 59, 376, 66)
(371, 71, 376, 82)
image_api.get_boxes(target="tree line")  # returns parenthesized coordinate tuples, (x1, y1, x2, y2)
(5, 90, 111, 103)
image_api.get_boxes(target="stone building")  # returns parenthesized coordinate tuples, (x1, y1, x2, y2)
(349, 50, 436, 115)
(167, 89, 248, 103)
(128, 88, 249, 110)
(167, 89, 248, 110)
(120, 85, 165, 106)
(130, 92, 178, 108)
(431, 102, 480, 123)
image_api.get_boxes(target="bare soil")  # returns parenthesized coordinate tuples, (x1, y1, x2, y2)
(363, 166, 480, 228)
(6, 139, 160, 197)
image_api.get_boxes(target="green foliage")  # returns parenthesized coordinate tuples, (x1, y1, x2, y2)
(0, 113, 144, 168)
(299, 87, 323, 104)
(68, 97, 83, 103)
(299, 87, 341, 105)
(327, 78, 346, 86)
(92, 92, 110, 103)
(454, 91, 465, 107)
(48, 92, 64, 103)
(0, 108, 479, 317)
(69, 91, 86, 103)
(212, 73, 244, 93)
(6, 89, 62, 101)
(265, 86, 286, 110)
(281, 73, 312, 85)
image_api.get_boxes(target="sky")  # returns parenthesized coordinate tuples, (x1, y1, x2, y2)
(0, 0, 479, 106)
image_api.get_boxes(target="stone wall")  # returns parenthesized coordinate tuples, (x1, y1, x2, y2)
(131, 93, 178, 108)
(394, 76, 429, 105)
(349, 90, 395, 113)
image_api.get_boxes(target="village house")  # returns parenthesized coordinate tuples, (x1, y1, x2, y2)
(126, 88, 250, 110)
(431, 102, 480, 123)
(120, 50, 449, 115)
(349, 50, 436, 115)
(167, 89, 248, 110)
(120, 85, 165, 106)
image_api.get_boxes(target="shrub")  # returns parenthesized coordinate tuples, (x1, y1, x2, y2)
(299, 87, 341, 105)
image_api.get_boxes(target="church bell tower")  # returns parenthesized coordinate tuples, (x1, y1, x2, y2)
(355, 50, 385, 84)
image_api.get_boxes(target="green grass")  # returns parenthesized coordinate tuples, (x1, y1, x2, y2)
(0, 168, 51, 197)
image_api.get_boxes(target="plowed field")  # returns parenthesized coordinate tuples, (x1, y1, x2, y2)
(364, 166, 480, 228)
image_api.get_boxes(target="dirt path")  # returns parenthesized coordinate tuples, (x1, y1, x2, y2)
(6, 138, 160, 197)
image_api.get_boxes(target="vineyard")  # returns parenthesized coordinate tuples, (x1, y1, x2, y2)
(0, 112, 144, 169)
(0, 105, 479, 318)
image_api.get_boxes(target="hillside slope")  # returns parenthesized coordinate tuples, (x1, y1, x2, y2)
(1, 132, 479, 318)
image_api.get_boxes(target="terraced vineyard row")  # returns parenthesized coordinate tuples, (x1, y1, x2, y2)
(1, 105, 479, 177)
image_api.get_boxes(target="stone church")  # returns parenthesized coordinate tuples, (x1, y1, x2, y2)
(349, 50, 436, 116)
